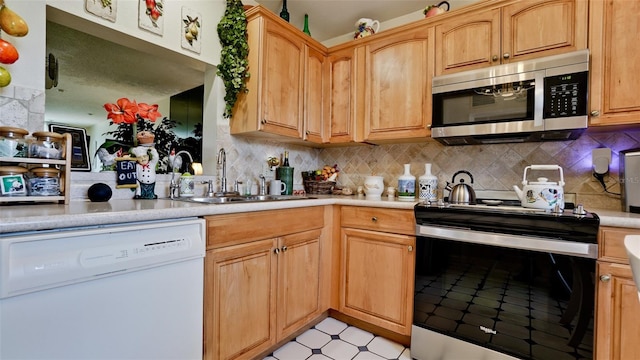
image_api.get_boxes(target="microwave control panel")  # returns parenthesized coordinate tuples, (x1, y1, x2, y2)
(543, 71, 588, 118)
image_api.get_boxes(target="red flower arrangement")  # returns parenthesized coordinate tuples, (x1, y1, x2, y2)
(104, 97, 162, 124)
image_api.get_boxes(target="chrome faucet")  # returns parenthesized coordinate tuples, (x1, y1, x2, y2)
(172, 150, 194, 172)
(259, 175, 267, 195)
(217, 148, 227, 193)
(169, 150, 195, 199)
(169, 172, 179, 199)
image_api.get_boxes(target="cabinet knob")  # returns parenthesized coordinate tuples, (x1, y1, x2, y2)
(371, 216, 378, 222)
(426, 124, 432, 129)
(590, 110, 600, 117)
(492, 55, 499, 62)
(305, 130, 310, 135)
(261, 119, 268, 124)
(599, 274, 611, 282)
(274, 248, 280, 254)
(408, 245, 413, 252)
(503, 53, 510, 59)
(281, 246, 288, 252)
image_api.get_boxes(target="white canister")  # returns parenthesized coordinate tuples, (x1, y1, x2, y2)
(179, 173, 194, 197)
(419, 163, 438, 201)
(364, 175, 384, 198)
(398, 164, 415, 201)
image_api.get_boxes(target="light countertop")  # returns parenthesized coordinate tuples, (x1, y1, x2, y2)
(0, 195, 416, 234)
(1, 196, 639, 234)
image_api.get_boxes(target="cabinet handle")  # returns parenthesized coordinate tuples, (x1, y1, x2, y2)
(371, 216, 378, 222)
(281, 246, 288, 252)
(599, 274, 611, 282)
(408, 245, 413, 252)
(274, 248, 280, 254)
(492, 55, 498, 62)
(590, 110, 600, 117)
(503, 53, 510, 59)
(261, 119, 268, 124)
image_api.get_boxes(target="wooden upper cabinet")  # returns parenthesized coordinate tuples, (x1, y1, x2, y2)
(325, 47, 360, 144)
(304, 46, 326, 144)
(260, 21, 304, 137)
(434, 8, 500, 75)
(231, 8, 327, 143)
(359, 27, 433, 143)
(434, 0, 587, 75)
(588, 0, 640, 126)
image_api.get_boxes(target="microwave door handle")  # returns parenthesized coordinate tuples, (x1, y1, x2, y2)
(534, 71, 544, 128)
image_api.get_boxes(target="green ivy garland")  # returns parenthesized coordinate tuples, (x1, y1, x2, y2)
(217, 0, 250, 119)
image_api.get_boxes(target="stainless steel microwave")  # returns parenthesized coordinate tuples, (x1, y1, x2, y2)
(431, 50, 589, 145)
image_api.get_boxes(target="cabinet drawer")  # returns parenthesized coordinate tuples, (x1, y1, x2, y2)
(599, 226, 640, 264)
(341, 206, 415, 235)
(205, 207, 324, 249)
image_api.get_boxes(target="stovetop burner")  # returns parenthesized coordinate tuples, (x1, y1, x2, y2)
(415, 191, 599, 244)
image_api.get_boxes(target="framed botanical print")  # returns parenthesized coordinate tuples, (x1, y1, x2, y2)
(139, 0, 164, 35)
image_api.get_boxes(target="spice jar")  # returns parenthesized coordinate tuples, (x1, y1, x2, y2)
(27, 167, 61, 196)
(0, 165, 28, 196)
(0, 126, 29, 158)
(30, 131, 64, 159)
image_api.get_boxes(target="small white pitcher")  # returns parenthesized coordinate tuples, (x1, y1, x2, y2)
(354, 18, 380, 39)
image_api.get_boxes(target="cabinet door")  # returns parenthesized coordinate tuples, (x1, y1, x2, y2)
(361, 27, 432, 142)
(588, 0, 640, 126)
(326, 47, 359, 144)
(260, 20, 304, 138)
(502, 0, 587, 63)
(277, 229, 322, 339)
(595, 261, 640, 359)
(304, 46, 326, 144)
(434, 8, 500, 75)
(340, 228, 415, 335)
(204, 239, 277, 360)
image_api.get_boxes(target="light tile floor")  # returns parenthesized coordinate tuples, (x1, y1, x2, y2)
(264, 317, 412, 360)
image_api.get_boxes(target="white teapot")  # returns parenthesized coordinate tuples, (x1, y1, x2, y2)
(354, 18, 380, 39)
(513, 165, 565, 210)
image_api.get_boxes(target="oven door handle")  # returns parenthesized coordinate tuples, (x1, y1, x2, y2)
(416, 225, 597, 259)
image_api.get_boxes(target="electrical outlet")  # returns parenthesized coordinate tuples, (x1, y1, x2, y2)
(592, 147, 611, 175)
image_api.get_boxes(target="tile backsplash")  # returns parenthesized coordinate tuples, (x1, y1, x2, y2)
(319, 128, 640, 211)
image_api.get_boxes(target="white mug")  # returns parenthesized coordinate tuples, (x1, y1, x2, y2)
(269, 180, 287, 195)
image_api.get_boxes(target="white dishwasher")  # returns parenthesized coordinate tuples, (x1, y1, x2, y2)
(0, 218, 206, 360)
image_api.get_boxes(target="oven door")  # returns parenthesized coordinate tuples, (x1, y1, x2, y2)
(412, 225, 595, 360)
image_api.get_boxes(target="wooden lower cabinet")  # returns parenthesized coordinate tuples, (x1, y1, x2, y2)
(339, 207, 416, 336)
(595, 226, 640, 359)
(203, 208, 326, 360)
(205, 239, 276, 360)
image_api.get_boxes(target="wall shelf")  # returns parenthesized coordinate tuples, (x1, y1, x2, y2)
(0, 133, 71, 205)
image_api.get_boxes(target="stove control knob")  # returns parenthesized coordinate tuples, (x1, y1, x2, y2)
(573, 204, 587, 215)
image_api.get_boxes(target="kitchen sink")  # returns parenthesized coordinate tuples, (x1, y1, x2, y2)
(170, 194, 312, 204)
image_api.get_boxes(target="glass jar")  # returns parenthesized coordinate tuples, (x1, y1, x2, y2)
(27, 167, 61, 196)
(0, 126, 29, 158)
(30, 131, 64, 159)
(0, 165, 28, 196)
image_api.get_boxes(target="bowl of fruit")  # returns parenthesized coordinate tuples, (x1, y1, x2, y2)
(302, 165, 339, 194)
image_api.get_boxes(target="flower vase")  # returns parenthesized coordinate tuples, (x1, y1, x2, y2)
(397, 164, 416, 201)
(419, 163, 438, 201)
